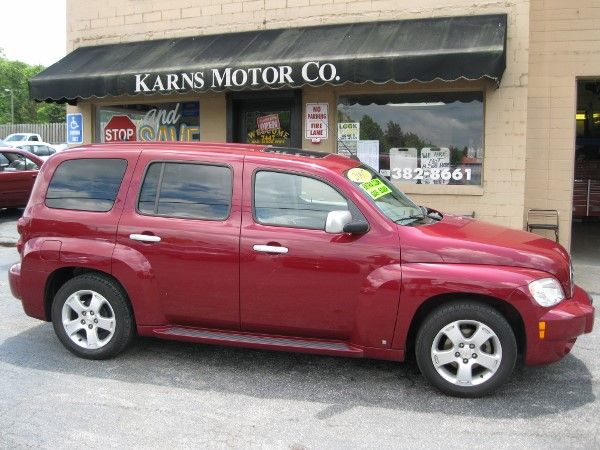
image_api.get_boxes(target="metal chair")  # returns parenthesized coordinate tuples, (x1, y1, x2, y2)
(526, 209, 559, 243)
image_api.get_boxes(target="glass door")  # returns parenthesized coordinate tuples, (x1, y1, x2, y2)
(230, 91, 302, 148)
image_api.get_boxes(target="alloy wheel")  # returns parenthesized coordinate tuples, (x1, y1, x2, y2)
(61, 289, 116, 349)
(430, 320, 502, 386)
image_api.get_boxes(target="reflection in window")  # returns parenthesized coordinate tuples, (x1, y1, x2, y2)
(254, 171, 348, 229)
(138, 162, 232, 220)
(0, 152, 39, 171)
(45, 159, 127, 211)
(337, 92, 484, 186)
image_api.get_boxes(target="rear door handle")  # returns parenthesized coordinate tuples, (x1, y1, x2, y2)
(130, 233, 161, 243)
(253, 244, 288, 254)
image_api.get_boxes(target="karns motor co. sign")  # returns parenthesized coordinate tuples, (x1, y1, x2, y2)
(134, 61, 340, 93)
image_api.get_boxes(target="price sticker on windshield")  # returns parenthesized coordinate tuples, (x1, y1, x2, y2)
(359, 178, 392, 200)
(347, 168, 372, 183)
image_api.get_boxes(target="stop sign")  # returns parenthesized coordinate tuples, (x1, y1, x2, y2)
(104, 115, 137, 142)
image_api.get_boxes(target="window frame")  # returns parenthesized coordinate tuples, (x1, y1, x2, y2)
(251, 167, 365, 231)
(135, 160, 234, 222)
(44, 158, 128, 213)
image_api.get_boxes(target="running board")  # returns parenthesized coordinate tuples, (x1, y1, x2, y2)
(153, 326, 364, 357)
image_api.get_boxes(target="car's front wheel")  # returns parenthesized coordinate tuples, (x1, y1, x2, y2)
(51, 273, 134, 359)
(415, 302, 517, 397)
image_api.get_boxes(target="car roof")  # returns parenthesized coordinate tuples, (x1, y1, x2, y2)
(67, 141, 359, 170)
(5, 133, 36, 138)
(14, 141, 53, 146)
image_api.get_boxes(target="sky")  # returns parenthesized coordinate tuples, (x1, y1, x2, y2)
(0, 0, 66, 66)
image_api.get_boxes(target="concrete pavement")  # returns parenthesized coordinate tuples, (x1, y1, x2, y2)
(0, 208, 20, 246)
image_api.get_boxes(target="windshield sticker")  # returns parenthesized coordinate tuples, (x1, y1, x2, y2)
(347, 167, 372, 183)
(359, 178, 392, 200)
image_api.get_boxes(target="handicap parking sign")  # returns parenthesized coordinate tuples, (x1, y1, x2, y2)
(66, 113, 83, 144)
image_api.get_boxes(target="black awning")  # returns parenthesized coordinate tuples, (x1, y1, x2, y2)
(30, 14, 507, 103)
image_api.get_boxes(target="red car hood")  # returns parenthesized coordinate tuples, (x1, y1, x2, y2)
(399, 214, 571, 290)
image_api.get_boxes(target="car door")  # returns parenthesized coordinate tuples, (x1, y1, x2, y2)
(115, 150, 243, 329)
(239, 157, 402, 348)
(0, 151, 39, 208)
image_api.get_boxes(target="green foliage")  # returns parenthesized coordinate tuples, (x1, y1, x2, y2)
(0, 53, 65, 124)
(358, 115, 432, 154)
(359, 115, 385, 143)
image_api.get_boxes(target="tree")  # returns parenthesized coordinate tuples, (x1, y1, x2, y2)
(0, 54, 65, 124)
(385, 121, 403, 148)
(360, 115, 387, 149)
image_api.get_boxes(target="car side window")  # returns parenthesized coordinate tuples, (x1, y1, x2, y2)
(1, 153, 39, 171)
(138, 162, 232, 220)
(45, 158, 127, 212)
(35, 145, 50, 156)
(254, 171, 349, 230)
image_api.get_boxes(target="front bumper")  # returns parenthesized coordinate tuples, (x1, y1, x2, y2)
(8, 263, 22, 300)
(524, 284, 594, 365)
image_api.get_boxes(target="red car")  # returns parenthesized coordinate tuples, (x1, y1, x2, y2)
(8, 142, 594, 397)
(0, 147, 44, 208)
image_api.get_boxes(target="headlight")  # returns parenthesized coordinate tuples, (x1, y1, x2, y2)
(528, 278, 565, 307)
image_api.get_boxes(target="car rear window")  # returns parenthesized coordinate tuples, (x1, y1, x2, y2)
(138, 162, 232, 220)
(45, 159, 127, 212)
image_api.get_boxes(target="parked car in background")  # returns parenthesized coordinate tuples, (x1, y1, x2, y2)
(8, 142, 595, 397)
(3, 133, 43, 145)
(53, 143, 70, 152)
(13, 142, 59, 160)
(0, 147, 44, 208)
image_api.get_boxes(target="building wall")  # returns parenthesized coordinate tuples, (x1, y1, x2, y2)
(525, 0, 600, 246)
(66, 0, 531, 228)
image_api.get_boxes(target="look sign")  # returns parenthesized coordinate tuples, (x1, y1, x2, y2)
(134, 61, 340, 93)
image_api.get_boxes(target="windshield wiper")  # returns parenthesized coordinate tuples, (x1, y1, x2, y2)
(420, 205, 442, 221)
(395, 213, 426, 224)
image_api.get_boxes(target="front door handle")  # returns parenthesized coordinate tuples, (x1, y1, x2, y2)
(130, 233, 161, 243)
(253, 244, 288, 254)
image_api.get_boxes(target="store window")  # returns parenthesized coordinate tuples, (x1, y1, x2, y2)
(95, 102, 200, 143)
(337, 92, 484, 186)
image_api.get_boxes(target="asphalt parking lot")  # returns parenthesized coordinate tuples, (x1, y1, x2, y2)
(0, 210, 599, 448)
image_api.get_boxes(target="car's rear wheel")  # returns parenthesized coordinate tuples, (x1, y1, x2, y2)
(415, 302, 517, 397)
(51, 273, 134, 359)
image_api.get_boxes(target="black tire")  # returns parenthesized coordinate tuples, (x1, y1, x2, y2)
(51, 273, 135, 359)
(415, 302, 517, 398)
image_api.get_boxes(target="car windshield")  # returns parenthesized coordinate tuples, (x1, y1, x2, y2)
(344, 165, 422, 223)
(5, 134, 27, 142)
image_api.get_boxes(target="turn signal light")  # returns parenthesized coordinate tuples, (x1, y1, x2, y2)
(538, 321, 546, 339)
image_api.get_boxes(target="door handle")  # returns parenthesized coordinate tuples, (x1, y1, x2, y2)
(129, 233, 161, 243)
(253, 244, 288, 254)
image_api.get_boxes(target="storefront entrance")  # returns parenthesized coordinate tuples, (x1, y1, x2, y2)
(228, 91, 302, 148)
(571, 79, 600, 263)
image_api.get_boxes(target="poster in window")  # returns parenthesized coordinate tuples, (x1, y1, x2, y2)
(390, 148, 419, 184)
(420, 147, 451, 185)
(357, 140, 380, 172)
(246, 111, 291, 145)
(97, 102, 200, 142)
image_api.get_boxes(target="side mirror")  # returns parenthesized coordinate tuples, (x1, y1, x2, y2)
(343, 221, 369, 235)
(325, 210, 352, 233)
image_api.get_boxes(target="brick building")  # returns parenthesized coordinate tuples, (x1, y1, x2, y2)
(30, 0, 600, 251)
